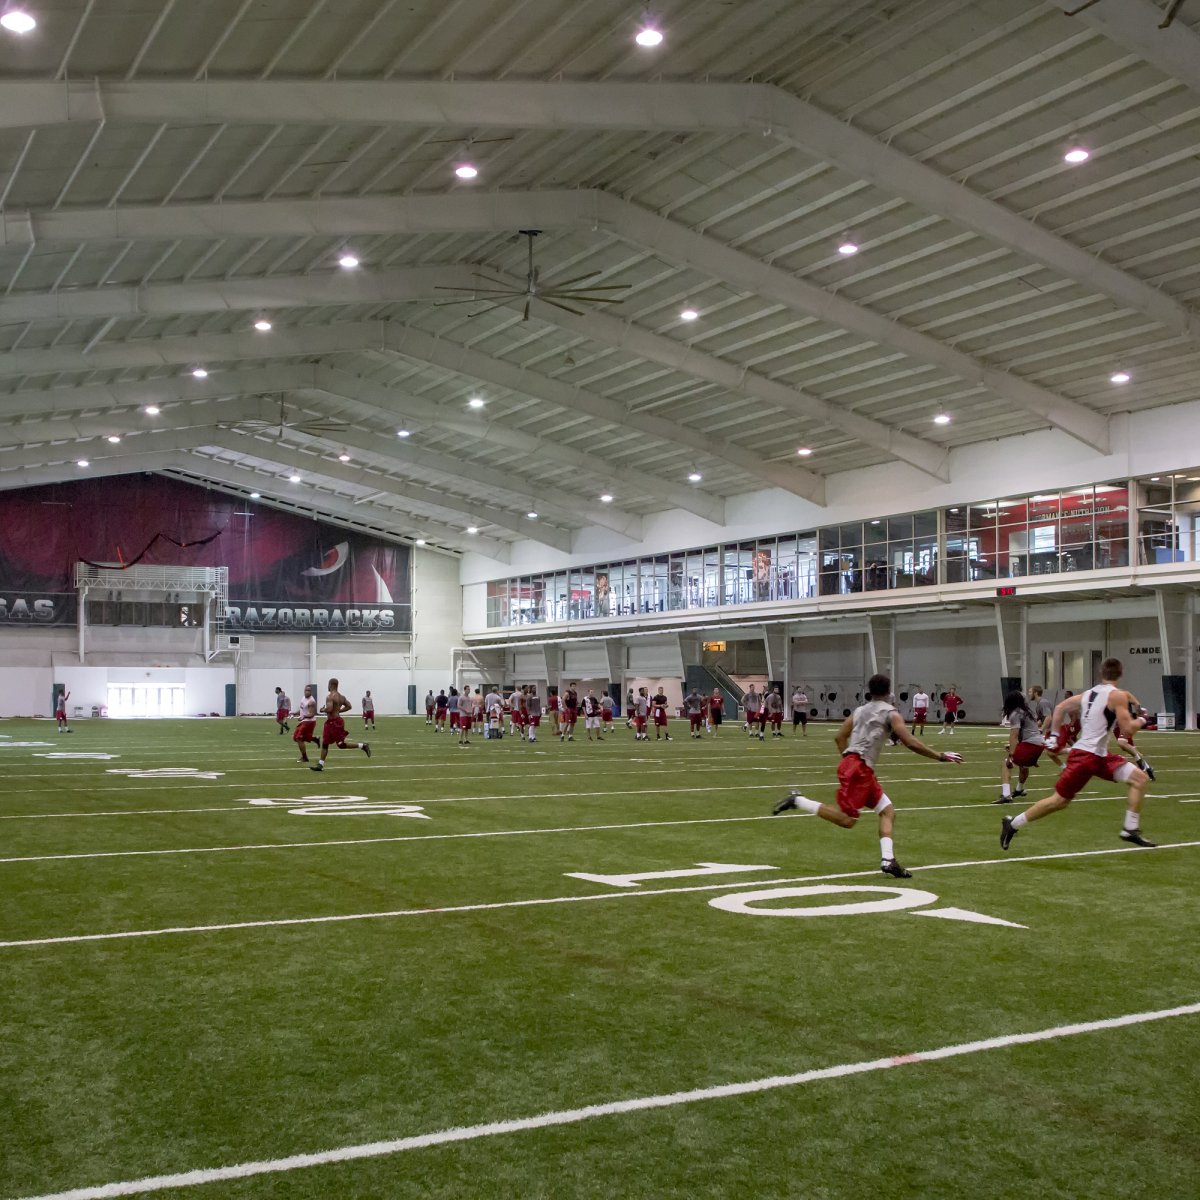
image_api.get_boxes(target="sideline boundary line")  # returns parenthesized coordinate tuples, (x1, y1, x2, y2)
(14, 1001, 1200, 1200)
(3, 841, 1197, 950)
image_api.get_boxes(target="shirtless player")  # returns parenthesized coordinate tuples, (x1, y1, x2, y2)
(310, 677, 371, 771)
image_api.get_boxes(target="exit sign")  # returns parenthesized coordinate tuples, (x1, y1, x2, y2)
(996, 586, 1018, 597)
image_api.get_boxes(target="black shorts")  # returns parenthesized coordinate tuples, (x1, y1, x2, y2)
(793, 710, 807, 726)
(711, 709, 722, 725)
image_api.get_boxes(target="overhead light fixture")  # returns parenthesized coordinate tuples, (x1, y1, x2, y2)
(143, 405, 160, 416)
(870, 519, 881, 525)
(933, 413, 952, 425)
(106, 435, 121, 444)
(467, 525, 479, 534)
(396, 428, 411, 438)
(468, 396, 485, 409)
(1064, 146, 1090, 164)
(338, 453, 351, 463)
(338, 253, 360, 269)
(455, 163, 479, 180)
(1110, 370, 1131, 384)
(249, 492, 261, 499)
(600, 493, 614, 503)
(797, 447, 813, 457)
(1149, 477, 1160, 482)
(837, 238, 859, 256)
(688, 471, 702, 482)
(192, 367, 208, 379)
(679, 307, 699, 322)
(254, 318, 272, 332)
(526, 511, 539, 520)
(635, 25, 664, 47)
(76, 459, 89, 468)
(288, 473, 301, 483)
(0, 10, 36, 34)
(415, 538, 426, 546)
(949, 507, 959, 513)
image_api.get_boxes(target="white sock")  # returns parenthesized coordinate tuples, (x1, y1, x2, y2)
(1011, 813, 1028, 829)
(1001, 783, 1011, 798)
(1124, 810, 1140, 831)
(880, 836, 895, 862)
(793, 796, 821, 815)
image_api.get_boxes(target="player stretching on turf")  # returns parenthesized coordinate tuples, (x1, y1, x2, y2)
(1001, 658, 1154, 850)
(997, 690, 1048, 803)
(292, 685, 319, 763)
(773, 673, 963, 878)
(310, 678, 371, 771)
(274, 686, 291, 735)
(55, 688, 72, 733)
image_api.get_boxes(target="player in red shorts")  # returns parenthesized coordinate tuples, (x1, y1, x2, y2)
(632, 688, 649, 741)
(1114, 693, 1155, 780)
(684, 686, 705, 738)
(939, 686, 961, 735)
(273, 686, 291, 735)
(997, 690, 1049, 802)
(424, 690, 435, 725)
(433, 689, 448, 733)
(707, 688, 723, 737)
(291, 685, 320, 763)
(1001, 658, 1153, 850)
(651, 687, 672, 741)
(560, 683, 579, 742)
(773, 673, 962, 877)
(310, 677, 371, 770)
(55, 688, 72, 733)
(547, 688, 561, 737)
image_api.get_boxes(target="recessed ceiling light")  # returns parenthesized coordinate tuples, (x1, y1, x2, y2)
(600, 493, 614, 503)
(635, 25, 664, 47)
(679, 308, 699, 322)
(288, 473, 301, 483)
(1149, 477, 1160, 482)
(254, 318, 272, 332)
(870, 519, 881, 525)
(933, 413, 952, 425)
(1110, 370, 1131, 384)
(338, 453, 351, 462)
(338, 254, 360, 269)
(192, 367, 208, 379)
(1064, 146, 1090, 164)
(396, 429, 411, 438)
(106, 435, 121, 444)
(455, 163, 479, 180)
(688, 472, 702, 482)
(144, 404, 160, 416)
(468, 397, 485, 409)
(415, 538, 426, 546)
(837, 239, 859, 256)
(797, 447, 813, 457)
(1188, 477, 1200, 483)
(949, 507, 959, 513)
(526, 511, 539, 520)
(467, 525, 478, 534)
(0, 11, 36, 34)
(249, 492, 261, 499)
(76, 459, 89, 468)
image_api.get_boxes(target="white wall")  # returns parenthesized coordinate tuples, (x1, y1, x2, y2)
(412, 549, 465, 702)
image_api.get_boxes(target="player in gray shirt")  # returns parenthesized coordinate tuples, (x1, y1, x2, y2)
(773, 673, 962, 878)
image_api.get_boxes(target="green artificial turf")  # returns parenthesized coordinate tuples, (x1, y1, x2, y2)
(1, 715, 1197, 1199)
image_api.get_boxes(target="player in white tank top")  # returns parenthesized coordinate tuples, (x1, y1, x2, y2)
(1001, 658, 1154, 852)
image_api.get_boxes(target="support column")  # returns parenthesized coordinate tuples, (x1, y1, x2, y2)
(1155, 587, 1191, 728)
(542, 644, 564, 695)
(866, 615, 896, 682)
(763, 628, 789, 687)
(994, 601, 1028, 700)
(605, 638, 627, 693)
(77, 585, 87, 662)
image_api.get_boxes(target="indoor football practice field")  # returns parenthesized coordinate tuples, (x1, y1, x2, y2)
(2, 715, 1197, 1200)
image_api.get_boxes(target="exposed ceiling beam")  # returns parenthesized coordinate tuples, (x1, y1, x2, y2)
(0, 80, 1192, 341)
(0, 265, 474, 322)
(1048, 0, 1200, 99)
(0, 322, 822, 502)
(369, 325, 824, 501)
(307, 366, 727, 525)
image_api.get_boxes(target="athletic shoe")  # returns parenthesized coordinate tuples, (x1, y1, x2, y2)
(1012, 789, 1026, 798)
(664, 734, 672, 741)
(881, 859, 913, 879)
(758, 732, 764, 741)
(362, 743, 371, 758)
(992, 796, 1011, 804)
(278, 727, 284, 735)
(1000, 816, 1017, 850)
(310, 762, 325, 771)
(772, 791, 802, 815)
(1119, 828, 1157, 847)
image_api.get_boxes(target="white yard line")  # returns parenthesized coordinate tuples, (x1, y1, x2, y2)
(3, 841, 1196, 950)
(14, 1001, 1200, 1200)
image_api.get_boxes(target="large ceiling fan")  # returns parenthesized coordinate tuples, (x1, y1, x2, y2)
(435, 229, 631, 320)
(230, 396, 351, 440)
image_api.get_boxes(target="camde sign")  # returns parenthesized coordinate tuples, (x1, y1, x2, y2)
(223, 604, 407, 633)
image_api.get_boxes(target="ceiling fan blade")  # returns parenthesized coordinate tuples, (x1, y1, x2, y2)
(434, 296, 503, 307)
(435, 285, 524, 296)
(543, 292, 627, 305)
(541, 297, 587, 317)
(556, 283, 631, 292)
(523, 297, 532, 321)
(552, 270, 604, 287)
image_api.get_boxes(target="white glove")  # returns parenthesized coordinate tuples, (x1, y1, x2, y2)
(1045, 735, 1059, 752)
(941, 751, 964, 763)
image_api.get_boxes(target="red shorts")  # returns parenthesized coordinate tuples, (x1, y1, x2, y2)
(626, 707, 636, 718)
(836, 754, 884, 818)
(276, 707, 289, 722)
(515, 711, 527, 726)
(653, 710, 668, 727)
(1012, 741, 1044, 768)
(435, 706, 447, 719)
(602, 713, 613, 725)
(1054, 748, 1131, 800)
(426, 704, 434, 716)
(689, 714, 703, 729)
(460, 714, 473, 731)
(363, 709, 374, 720)
(322, 717, 348, 748)
(293, 718, 317, 744)
(913, 709, 927, 720)
(770, 713, 783, 728)
(634, 716, 647, 731)
(56, 709, 66, 720)
(450, 712, 460, 728)
(528, 714, 540, 727)
(563, 707, 578, 723)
